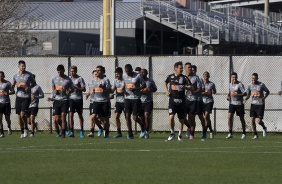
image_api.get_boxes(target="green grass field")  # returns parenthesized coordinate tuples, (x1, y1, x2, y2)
(0, 131, 282, 184)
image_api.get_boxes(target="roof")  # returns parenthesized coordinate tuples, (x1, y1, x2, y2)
(20, 2, 142, 29)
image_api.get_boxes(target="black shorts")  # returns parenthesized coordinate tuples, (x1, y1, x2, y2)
(250, 104, 265, 119)
(15, 97, 31, 115)
(52, 103, 55, 116)
(69, 99, 83, 114)
(91, 101, 110, 117)
(124, 99, 141, 116)
(115, 102, 125, 114)
(168, 98, 185, 119)
(27, 107, 39, 117)
(54, 100, 69, 115)
(0, 103, 11, 115)
(89, 103, 93, 115)
(185, 101, 197, 115)
(139, 101, 153, 116)
(229, 104, 245, 116)
(203, 102, 214, 113)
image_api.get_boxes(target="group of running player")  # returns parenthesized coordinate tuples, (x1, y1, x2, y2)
(0, 60, 272, 140)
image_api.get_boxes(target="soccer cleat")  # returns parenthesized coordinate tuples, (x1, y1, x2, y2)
(186, 133, 190, 139)
(189, 135, 194, 140)
(56, 134, 62, 138)
(113, 133, 122, 138)
(97, 129, 103, 137)
(167, 134, 175, 141)
(0, 134, 5, 138)
(30, 134, 34, 138)
(20, 134, 25, 138)
(65, 129, 69, 135)
(241, 134, 246, 140)
(24, 129, 28, 138)
(127, 135, 134, 139)
(263, 128, 267, 137)
(8, 128, 12, 135)
(226, 133, 233, 139)
(144, 131, 149, 139)
(80, 131, 85, 138)
(178, 135, 183, 141)
(87, 132, 94, 137)
(104, 134, 109, 138)
(139, 131, 145, 138)
(69, 132, 75, 137)
(201, 133, 207, 139)
(210, 132, 214, 139)
(252, 135, 258, 139)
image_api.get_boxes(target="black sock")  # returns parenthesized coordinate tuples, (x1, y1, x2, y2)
(31, 132, 34, 135)
(62, 129, 65, 136)
(117, 128, 121, 134)
(7, 125, 11, 129)
(259, 122, 266, 129)
(21, 128, 24, 134)
(56, 129, 60, 134)
(191, 130, 195, 136)
(203, 126, 208, 134)
(208, 124, 213, 132)
(81, 125, 84, 131)
(254, 131, 258, 136)
(105, 130, 109, 135)
(97, 124, 103, 129)
(146, 127, 149, 132)
(0, 129, 3, 134)
(243, 129, 246, 134)
(229, 129, 233, 134)
(90, 128, 94, 133)
(128, 129, 133, 136)
(71, 128, 74, 132)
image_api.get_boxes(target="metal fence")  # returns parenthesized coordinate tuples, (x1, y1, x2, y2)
(1, 55, 282, 133)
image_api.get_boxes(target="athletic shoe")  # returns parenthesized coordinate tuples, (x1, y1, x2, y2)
(56, 134, 61, 138)
(139, 131, 145, 138)
(69, 132, 75, 137)
(210, 132, 214, 139)
(24, 129, 28, 138)
(113, 133, 122, 138)
(8, 128, 12, 135)
(241, 134, 246, 140)
(144, 131, 149, 139)
(80, 131, 85, 138)
(97, 129, 103, 137)
(65, 129, 69, 135)
(127, 135, 134, 139)
(0, 134, 5, 138)
(263, 128, 267, 137)
(30, 134, 34, 138)
(186, 133, 190, 139)
(252, 135, 258, 139)
(87, 132, 94, 137)
(178, 135, 183, 141)
(226, 133, 233, 139)
(167, 134, 175, 141)
(104, 134, 109, 138)
(201, 133, 207, 139)
(20, 134, 24, 138)
(189, 135, 194, 140)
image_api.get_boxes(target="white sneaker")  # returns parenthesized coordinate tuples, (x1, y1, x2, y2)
(226, 133, 233, 139)
(23, 129, 28, 138)
(252, 135, 258, 139)
(263, 128, 267, 137)
(144, 131, 149, 139)
(0, 134, 5, 138)
(168, 134, 175, 141)
(87, 132, 94, 137)
(210, 132, 214, 139)
(178, 135, 183, 141)
(30, 134, 34, 137)
(8, 128, 12, 135)
(241, 134, 246, 140)
(20, 134, 25, 138)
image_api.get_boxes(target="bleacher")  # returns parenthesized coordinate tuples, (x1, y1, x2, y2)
(141, 0, 282, 45)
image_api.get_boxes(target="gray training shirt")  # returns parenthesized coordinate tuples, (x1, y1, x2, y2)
(90, 76, 111, 102)
(70, 75, 86, 100)
(29, 84, 44, 108)
(112, 78, 125, 103)
(124, 72, 145, 99)
(12, 71, 35, 98)
(229, 81, 245, 105)
(0, 80, 12, 104)
(52, 75, 74, 101)
(186, 74, 201, 102)
(202, 81, 216, 104)
(140, 78, 157, 103)
(246, 81, 269, 105)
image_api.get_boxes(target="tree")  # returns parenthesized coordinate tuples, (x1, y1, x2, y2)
(0, 0, 40, 55)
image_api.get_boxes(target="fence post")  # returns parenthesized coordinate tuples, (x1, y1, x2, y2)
(148, 55, 153, 131)
(213, 107, 216, 135)
(68, 56, 71, 75)
(50, 107, 53, 134)
(115, 55, 118, 68)
(229, 55, 233, 81)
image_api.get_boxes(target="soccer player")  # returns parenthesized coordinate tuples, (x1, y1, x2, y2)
(226, 72, 247, 139)
(0, 71, 14, 138)
(12, 60, 35, 138)
(140, 68, 157, 138)
(27, 74, 44, 137)
(52, 64, 74, 138)
(88, 66, 111, 138)
(202, 71, 216, 138)
(164, 61, 192, 141)
(69, 66, 86, 138)
(124, 64, 146, 139)
(244, 73, 269, 139)
(184, 62, 202, 139)
(111, 67, 125, 138)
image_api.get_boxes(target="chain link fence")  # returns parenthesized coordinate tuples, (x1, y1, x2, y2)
(1, 55, 282, 133)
